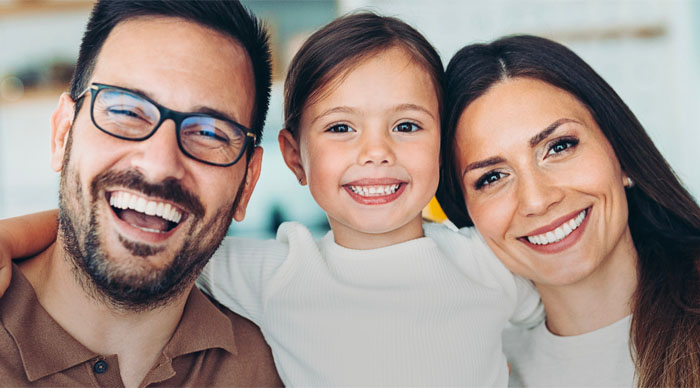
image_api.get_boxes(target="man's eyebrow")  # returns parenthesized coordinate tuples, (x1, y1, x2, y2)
(529, 118, 579, 147)
(125, 86, 240, 124)
(310, 106, 356, 126)
(191, 106, 241, 124)
(392, 103, 436, 120)
(462, 156, 506, 176)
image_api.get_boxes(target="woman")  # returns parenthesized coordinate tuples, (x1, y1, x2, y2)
(436, 35, 700, 387)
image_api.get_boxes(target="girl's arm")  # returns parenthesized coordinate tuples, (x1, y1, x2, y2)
(0, 209, 59, 296)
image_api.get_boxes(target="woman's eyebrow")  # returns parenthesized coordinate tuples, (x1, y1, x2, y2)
(462, 157, 506, 177)
(529, 118, 579, 147)
(462, 118, 582, 177)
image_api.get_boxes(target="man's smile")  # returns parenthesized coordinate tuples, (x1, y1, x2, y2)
(107, 190, 188, 237)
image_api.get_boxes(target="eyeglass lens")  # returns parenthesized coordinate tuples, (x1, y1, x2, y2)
(92, 88, 247, 165)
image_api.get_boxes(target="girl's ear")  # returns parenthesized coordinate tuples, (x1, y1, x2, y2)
(50, 93, 75, 172)
(278, 129, 307, 185)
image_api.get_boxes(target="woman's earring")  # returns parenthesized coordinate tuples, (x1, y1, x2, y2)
(625, 176, 635, 188)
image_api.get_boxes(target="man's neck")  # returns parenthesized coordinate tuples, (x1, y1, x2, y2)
(19, 241, 191, 388)
(536, 230, 638, 337)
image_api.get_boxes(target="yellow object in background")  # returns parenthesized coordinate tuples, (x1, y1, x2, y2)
(422, 197, 447, 223)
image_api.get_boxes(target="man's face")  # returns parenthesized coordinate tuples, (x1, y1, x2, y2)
(50, 17, 261, 310)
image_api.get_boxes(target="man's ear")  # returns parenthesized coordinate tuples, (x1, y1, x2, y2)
(233, 146, 263, 222)
(278, 129, 306, 185)
(50, 93, 75, 172)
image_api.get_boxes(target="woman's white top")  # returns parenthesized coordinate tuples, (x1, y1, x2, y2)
(198, 221, 542, 386)
(503, 315, 635, 387)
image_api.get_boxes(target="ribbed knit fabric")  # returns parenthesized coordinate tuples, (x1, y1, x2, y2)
(197, 221, 543, 387)
(503, 315, 635, 387)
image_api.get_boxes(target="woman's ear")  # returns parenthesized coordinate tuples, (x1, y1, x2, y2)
(50, 93, 76, 172)
(278, 129, 307, 185)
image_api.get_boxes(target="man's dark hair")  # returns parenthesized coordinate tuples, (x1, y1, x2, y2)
(70, 0, 271, 146)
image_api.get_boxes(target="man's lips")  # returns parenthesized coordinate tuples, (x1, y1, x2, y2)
(107, 190, 188, 235)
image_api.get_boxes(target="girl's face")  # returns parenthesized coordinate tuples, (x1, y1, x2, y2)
(454, 77, 636, 290)
(281, 47, 440, 249)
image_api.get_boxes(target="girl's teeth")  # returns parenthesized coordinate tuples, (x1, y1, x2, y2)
(349, 184, 400, 196)
(526, 209, 587, 246)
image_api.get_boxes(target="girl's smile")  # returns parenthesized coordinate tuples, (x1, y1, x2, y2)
(280, 46, 440, 249)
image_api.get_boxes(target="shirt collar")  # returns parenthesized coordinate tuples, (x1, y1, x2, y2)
(162, 285, 238, 358)
(0, 264, 238, 382)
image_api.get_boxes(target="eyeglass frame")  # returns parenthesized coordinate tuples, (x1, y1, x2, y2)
(75, 82, 257, 167)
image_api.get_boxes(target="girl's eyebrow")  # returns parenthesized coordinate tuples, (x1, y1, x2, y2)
(462, 118, 581, 177)
(311, 103, 436, 126)
(310, 106, 355, 126)
(391, 103, 435, 120)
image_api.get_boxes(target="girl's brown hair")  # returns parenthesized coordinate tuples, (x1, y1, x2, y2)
(283, 12, 443, 137)
(437, 35, 700, 387)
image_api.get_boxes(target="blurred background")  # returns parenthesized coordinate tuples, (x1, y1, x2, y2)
(1, 0, 698, 239)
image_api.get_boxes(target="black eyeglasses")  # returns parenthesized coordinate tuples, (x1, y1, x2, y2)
(76, 83, 255, 167)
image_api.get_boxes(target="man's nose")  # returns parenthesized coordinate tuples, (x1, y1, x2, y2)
(357, 128, 396, 166)
(129, 120, 186, 182)
(516, 168, 564, 217)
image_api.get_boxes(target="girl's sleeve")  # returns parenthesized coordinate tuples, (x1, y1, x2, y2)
(196, 235, 289, 324)
(509, 274, 545, 328)
(455, 225, 544, 328)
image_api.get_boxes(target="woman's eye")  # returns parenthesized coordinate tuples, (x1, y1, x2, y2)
(546, 138, 579, 156)
(475, 171, 507, 190)
(393, 122, 420, 133)
(326, 123, 354, 133)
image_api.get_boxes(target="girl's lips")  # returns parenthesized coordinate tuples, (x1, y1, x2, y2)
(343, 182, 406, 205)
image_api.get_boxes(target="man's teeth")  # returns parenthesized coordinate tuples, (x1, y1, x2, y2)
(527, 209, 587, 246)
(348, 184, 400, 196)
(109, 191, 182, 223)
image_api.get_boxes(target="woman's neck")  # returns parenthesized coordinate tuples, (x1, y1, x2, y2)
(536, 229, 638, 336)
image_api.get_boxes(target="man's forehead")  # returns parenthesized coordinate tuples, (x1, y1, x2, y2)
(90, 16, 256, 127)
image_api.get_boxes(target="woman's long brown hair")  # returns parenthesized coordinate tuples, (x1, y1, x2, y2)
(436, 35, 700, 387)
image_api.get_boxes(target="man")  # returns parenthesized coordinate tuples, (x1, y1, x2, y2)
(0, 1, 282, 386)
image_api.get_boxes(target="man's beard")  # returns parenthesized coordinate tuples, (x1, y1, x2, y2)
(58, 139, 244, 312)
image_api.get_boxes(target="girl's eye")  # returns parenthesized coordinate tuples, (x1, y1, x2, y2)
(475, 171, 507, 190)
(546, 137, 579, 156)
(326, 123, 354, 133)
(393, 122, 421, 133)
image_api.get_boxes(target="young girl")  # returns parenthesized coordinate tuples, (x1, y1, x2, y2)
(0, 13, 541, 386)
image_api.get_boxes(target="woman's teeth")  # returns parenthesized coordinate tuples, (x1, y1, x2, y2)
(348, 184, 400, 197)
(109, 191, 182, 224)
(527, 209, 587, 245)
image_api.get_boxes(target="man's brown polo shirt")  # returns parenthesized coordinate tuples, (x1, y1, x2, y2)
(0, 264, 282, 387)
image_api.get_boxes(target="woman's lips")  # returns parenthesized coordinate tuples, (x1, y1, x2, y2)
(519, 207, 591, 254)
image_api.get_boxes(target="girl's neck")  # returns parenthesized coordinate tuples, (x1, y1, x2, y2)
(536, 229, 638, 336)
(329, 213, 425, 250)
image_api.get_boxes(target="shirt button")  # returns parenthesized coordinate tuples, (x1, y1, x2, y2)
(94, 360, 108, 374)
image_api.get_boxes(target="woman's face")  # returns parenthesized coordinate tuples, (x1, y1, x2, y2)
(454, 77, 634, 288)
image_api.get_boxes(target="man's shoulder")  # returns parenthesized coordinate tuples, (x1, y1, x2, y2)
(204, 292, 271, 346)
(194, 291, 283, 386)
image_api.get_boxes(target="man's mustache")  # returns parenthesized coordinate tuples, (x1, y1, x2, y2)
(90, 169, 205, 219)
